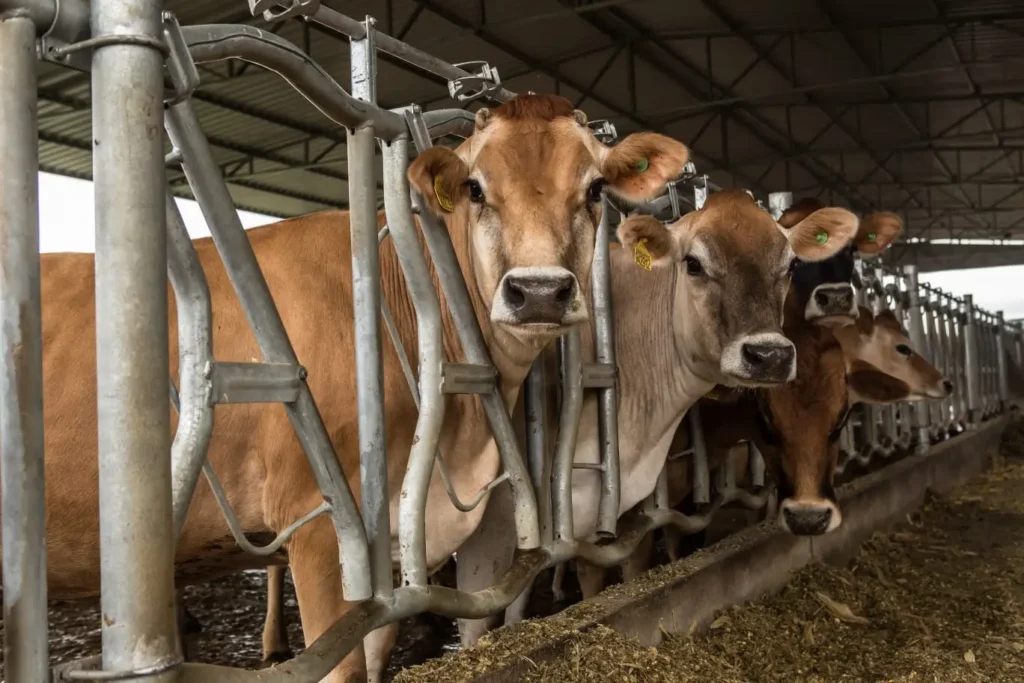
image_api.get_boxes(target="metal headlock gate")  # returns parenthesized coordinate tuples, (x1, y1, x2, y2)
(1, 0, 1022, 681)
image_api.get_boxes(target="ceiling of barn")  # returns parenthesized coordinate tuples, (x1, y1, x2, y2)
(35, 0, 1024, 246)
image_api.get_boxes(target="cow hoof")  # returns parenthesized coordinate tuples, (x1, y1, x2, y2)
(260, 651, 294, 668)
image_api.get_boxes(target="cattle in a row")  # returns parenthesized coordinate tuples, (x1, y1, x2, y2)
(5, 94, 690, 683)
(8, 92, 963, 683)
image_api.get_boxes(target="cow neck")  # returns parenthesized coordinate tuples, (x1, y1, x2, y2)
(609, 253, 715, 451)
(443, 210, 537, 404)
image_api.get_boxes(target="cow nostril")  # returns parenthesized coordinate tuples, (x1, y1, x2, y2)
(814, 290, 830, 307)
(555, 279, 575, 305)
(742, 343, 794, 368)
(503, 278, 526, 309)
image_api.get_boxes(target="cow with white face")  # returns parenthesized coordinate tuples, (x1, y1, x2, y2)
(455, 189, 859, 641)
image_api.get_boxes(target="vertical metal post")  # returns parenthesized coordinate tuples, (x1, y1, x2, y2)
(689, 404, 711, 505)
(1015, 323, 1024, 369)
(593, 199, 620, 538)
(0, 11, 49, 682)
(523, 358, 552, 546)
(91, 0, 177, 679)
(552, 330, 584, 543)
(348, 13, 390, 597)
(963, 294, 982, 426)
(903, 266, 931, 449)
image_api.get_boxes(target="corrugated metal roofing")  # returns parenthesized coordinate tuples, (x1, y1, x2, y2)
(33, 0, 1024, 238)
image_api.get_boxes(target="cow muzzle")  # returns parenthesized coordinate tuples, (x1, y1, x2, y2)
(491, 266, 587, 328)
(721, 332, 796, 385)
(805, 283, 858, 326)
(779, 497, 842, 535)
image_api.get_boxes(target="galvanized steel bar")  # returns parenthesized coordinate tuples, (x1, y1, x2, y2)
(524, 359, 553, 545)
(91, 0, 177, 679)
(165, 98, 373, 600)
(553, 330, 584, 543)
(308, 5, 517, 103)
(964, 294, 982, 426)
(347, 19, 392, 596)
(179, 24, 407, 140)
(384, 139, 447, 589)
(689, 404, 711, 505)
(0, 0, 89, 41)
(165, 187, 215, 539)
(592, 199, 621, 538)
(0, 11, 49, 681)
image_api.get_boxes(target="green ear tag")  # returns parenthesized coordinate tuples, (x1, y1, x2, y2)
(867, 231, 877, 242)
(635, 157, 650, 173)
(815, 231, 829, 245)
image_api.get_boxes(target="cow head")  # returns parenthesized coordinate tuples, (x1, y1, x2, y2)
(779, 198, 903, 327)
(756, 302, 949, 536)
(836, 306, 952, 402)
(616, 190, 857, 386)
(408, 94, 689, 367)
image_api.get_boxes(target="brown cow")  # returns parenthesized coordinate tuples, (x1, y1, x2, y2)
(10, 94, 691, 683)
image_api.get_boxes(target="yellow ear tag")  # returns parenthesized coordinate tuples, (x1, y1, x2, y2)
(433, 175, 454, 213)
(634, 238, 653, 271)
(815, 231, 829, 245)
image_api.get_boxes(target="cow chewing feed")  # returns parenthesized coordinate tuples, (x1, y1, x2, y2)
(5, 94, 693, 683)
(454, 189, 860, 645)
(779, 197, 904, 327)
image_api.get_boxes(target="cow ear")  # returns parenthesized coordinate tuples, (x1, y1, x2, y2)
(782, 207, 858, 262)
(601, 133, 690, 202)
(855, 211, 902, 255)
(408, 147, 470, 217)
(847, 361, 910, 404)
(617, 215, 679, 269)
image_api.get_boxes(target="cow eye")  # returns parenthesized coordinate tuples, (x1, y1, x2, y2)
(684, 255, 703, 276)
(896, 343, 912, 357)
(587, 178, 605, 203)
(466, 179, 485, 203)
(787, 257, 800, 274)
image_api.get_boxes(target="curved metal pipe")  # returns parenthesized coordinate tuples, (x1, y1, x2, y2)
(180, 24, 407, 140)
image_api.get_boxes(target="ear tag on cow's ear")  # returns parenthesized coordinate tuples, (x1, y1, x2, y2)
(433, 175, 454, 213)
(635, 157, 650, 173)
(634, 238, 653, 271)
(815, 230, 829, 245)
(867, 231, 877, 242)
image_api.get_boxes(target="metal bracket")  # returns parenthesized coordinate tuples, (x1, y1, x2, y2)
(693, 174, 711, 210)
(588, 119, 618, 144)
(442, 362, 497, 394)
(448, 61, 502, 102)
(207, 362, 304, 404)
(249, 0, 321, 23)
(163, 12, 200, 105)
(768, 191, 793, 221)
(402, 105, 434, 155)
(581, 362, 616, 389)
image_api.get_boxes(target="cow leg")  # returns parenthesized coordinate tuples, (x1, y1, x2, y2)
(261, 565, 293, 666)
(364, 623, 399, 683)
(289, 516, 367, 682)
(551, 562, 567, 603)
(455, 483, 517, 648)
(620, 531, 655, 584)
(576, 559, 606, 600)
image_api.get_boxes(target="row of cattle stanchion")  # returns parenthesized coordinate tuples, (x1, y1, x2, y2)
(1, 1, 1022, 682)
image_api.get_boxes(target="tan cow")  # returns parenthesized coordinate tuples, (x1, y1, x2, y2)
(454, 189, 860, 644)
(10, 94, 692, 683)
